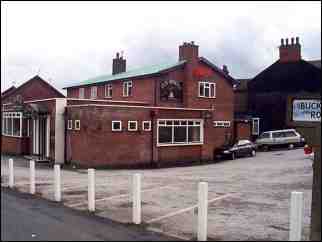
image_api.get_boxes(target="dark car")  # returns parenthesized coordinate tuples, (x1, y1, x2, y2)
(214, 139, 257, 160)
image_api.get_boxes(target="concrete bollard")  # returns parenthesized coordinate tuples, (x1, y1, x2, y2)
(132, 173, 141, 224)
(289, 191, 304, 241)
(9, 158, 14, 188)
(54, 164, 61, 202)
(88, 169, 95, 212)
(198, 182, 208, 241)
(30, 160, 35, 194)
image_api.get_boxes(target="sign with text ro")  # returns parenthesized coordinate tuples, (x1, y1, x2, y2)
(293, 99, 321, 122)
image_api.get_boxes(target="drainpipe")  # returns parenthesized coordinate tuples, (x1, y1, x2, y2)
(63, 107, 68, 165)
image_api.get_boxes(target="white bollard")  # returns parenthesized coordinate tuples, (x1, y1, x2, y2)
(289, 191, 304, 241)
(132, 173, 141, 224)
(88, 169, 95, 212)
(9, 158, 14, 188)
(30, 160, 35, 194)
(54, 164, 61, 202)
(198, 182, 208, 241)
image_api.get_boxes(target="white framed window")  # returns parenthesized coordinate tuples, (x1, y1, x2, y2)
(252, 118, 260, 135)
(75, 120, 80, 130)
(105, 84, 112, 98)
(199, 81, 216, 98)
(213, 121, 231, 128)
(157, 119, 204, 146)
(123, 81, 133, 97)
(67, 120, 73, 130)
(142, 121, 151, 131)
(79, 88, 85, 99)
(112, 121, 122, 131)
(128, 121, 138, 131)
(2, 112, 22, 137)
(90, 86, 97, 99)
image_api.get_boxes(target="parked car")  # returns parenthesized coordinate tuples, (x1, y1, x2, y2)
(214, 139, 257, 160)
(255, 129, 305, 151)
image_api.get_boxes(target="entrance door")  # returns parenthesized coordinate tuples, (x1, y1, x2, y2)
(33, 115, 50, 160)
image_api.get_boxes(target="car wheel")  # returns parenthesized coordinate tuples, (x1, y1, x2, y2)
(251, 149, 256, 157)
(288, 144, 294, 149)
(263, 145, 269, 152)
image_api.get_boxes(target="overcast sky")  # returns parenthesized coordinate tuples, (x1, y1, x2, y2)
(1, 1, 321, 94)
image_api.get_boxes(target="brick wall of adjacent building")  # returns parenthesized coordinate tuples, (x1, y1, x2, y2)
(234, 122, 251, 140)
(1, 136, 30, 155)
(66, 104, 234, 167)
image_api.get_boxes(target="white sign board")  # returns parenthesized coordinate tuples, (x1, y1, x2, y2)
(293, 99, 321, 122)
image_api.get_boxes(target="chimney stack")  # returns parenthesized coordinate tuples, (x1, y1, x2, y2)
(179, 41, 199, 62)
(279, 37, 301, 63)
(112, 52, 126, 75)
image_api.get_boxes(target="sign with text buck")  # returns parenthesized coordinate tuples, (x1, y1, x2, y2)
(287, 95, 321, 241)
(292, 99, 321, 122)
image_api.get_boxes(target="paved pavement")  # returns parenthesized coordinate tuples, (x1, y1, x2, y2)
(1, 148, 313, 240)
(1, 188, 179, 241)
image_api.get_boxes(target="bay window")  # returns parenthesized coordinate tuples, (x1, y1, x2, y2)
(157, 119, 203, 146)
(2, 112, 22, 137)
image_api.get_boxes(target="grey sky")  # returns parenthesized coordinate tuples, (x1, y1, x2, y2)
(1, 1, 321, 94)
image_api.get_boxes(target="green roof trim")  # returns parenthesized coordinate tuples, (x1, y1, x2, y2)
(65, 60, 186, 88)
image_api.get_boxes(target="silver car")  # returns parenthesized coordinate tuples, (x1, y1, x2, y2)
(255, 129, 305, 151)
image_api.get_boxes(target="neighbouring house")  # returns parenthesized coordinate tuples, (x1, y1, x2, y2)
(233, 78, 259, 141)
(235, 37, 321, 136)
(64, 41, 237, 168)
(1, 75, 66, 164)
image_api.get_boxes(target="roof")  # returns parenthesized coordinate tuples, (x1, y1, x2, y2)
(1, 86, 17, 99)
(308, 60, 321, 69)
(2, 75, 65, 100)
(248, 59, 321, 93)
(198, 57, 237, 86)
(64, 60, 187, 89)
(64, 57, 237, 89)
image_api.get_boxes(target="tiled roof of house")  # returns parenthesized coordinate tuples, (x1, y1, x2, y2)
(64, 57, 237, 89)
(64, 60, 187, 89)
(1, 86, 17, 99)
(248, 59, 321, 93)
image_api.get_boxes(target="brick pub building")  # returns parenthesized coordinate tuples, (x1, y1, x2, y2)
(1, 76, 66, 164)
(64, 42, 236, 168)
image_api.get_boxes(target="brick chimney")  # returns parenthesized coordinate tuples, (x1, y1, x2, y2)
(279, 37, 301, 63)
(179, 41, 199, 62)
(112, 52, 126, 75)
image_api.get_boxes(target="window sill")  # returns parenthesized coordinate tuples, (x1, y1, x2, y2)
(198, 96, 216, 99)
(2, 134, 23, 138)
(104, 96, 112, 99)
(157, 142, 203, 147)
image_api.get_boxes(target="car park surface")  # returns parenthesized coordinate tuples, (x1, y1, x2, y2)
(1, 148, 313, 241)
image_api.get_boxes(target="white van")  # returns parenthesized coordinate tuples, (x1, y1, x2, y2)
(255, 129, 305, 151)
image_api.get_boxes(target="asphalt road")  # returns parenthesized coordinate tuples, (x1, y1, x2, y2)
(1, 188, 178, 241)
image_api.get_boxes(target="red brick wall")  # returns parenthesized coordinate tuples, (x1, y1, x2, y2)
(66, 106, 153, 167)
(67, 77, 155, 105)
(1, 136, 30, 155)
(235, 122, 251, 140)
(66, 105, 234, 167)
